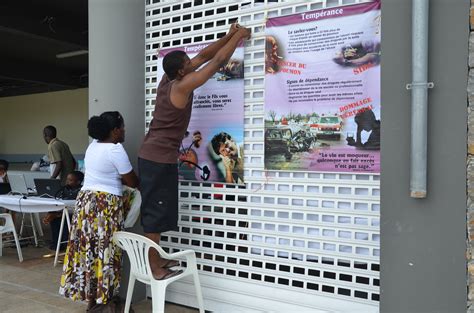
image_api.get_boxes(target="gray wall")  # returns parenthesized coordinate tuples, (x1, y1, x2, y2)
(88, 0, 145, 169)
(381, 0, 468, 312)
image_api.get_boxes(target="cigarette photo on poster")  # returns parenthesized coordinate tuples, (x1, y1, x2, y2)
(264, 1, 381, 173)
(157, 43, 245, 183)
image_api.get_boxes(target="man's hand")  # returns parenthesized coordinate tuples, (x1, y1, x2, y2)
(179, 24, 251, 97)
(228, 23, 241, 35)
(237, 27, 252, 40)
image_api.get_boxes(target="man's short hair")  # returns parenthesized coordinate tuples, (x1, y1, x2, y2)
(70, 170, 84, 183)
(163, 50, 188, 80)
(43, 125, 57, 138)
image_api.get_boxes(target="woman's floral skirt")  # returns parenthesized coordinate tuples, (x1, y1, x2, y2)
(59, 190, 125, 304)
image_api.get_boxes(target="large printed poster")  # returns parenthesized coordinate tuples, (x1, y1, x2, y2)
(157, 44, 245, 183)
(264, 1, 381, 173)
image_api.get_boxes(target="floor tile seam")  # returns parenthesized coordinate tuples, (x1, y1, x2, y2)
(0, 293, 65, 311)
(0, 279, 63, 304)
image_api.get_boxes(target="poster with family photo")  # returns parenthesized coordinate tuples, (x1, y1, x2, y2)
(157, 43, 245, 183)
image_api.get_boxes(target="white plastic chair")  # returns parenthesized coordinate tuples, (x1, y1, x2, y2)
(0, 213, 23, 262)
(114, 231, 204, 313)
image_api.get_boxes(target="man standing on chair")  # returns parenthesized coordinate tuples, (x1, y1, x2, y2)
(138, 23, 251, 280)
(43, 125, 76, 186)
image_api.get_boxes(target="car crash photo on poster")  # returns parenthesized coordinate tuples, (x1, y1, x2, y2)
(157, 43, 245, 183)
(264, 0, 381, 173)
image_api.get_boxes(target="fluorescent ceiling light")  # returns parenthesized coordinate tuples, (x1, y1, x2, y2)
(56, 50, 88, 59)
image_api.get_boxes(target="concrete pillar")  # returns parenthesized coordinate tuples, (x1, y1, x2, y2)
(88, 0, 145, 169)
(88, 0, 146, 302)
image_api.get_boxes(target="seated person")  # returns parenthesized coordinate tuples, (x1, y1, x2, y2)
(0, 159, 14, 221)
(43, 171, 84, 250)
(0, 159, 9, 183)
(56, 170, 84, 200)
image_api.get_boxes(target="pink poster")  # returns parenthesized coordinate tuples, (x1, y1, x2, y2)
(157, 43, 245, 183)
(264, 1, 381, 173)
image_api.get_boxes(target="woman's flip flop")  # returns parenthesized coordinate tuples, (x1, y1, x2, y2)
(161, 259, 180, 268)
(153, 268, 183, 281)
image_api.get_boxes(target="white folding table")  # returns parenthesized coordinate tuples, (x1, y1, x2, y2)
(0, 195, 75, 265)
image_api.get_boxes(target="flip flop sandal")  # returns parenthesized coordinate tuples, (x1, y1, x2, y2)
(161, 259, 180, 268)
(153, 268, 184, 281)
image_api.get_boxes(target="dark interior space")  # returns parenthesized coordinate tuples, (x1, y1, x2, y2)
(0, 0, 88, 97)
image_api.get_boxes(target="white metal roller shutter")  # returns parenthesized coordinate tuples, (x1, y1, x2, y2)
(145, 1, 379, 311)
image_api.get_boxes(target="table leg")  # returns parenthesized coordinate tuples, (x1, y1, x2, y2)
(53, 209, 67, 267)
(29, 214, 38, 247)
(65, 209, 71, 229)
(19, 213, 25, 238)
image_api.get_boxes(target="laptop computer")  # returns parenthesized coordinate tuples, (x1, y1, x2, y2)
(23, 171, 50, 190)
(0, 183, 11, 195)
(34, 178, 62, 198)
(8, 173, 36, 195)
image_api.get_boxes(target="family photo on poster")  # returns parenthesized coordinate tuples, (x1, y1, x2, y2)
(157, 43, 245, 183)
(264, 1, 381, 173)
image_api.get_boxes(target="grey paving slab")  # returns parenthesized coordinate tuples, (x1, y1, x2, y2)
(0, 245, 198, 313)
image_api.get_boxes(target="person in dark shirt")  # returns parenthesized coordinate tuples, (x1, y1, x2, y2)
(57, 170, 84, 200)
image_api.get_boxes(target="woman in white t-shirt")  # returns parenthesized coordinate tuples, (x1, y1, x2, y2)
(59, 111, 138, 311)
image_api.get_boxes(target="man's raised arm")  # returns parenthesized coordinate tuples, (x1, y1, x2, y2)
(172, 27, 251, 108)
(190, 23, 242, 70)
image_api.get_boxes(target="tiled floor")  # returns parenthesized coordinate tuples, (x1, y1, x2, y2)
(0, 243, 198, 313)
